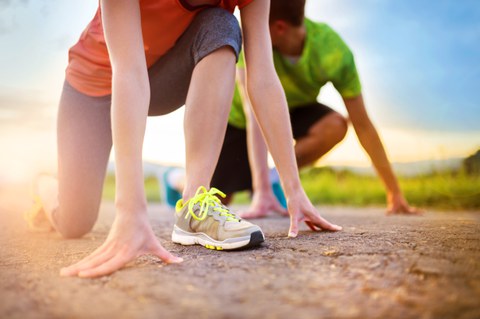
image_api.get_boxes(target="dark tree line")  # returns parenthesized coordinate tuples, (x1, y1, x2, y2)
(463, 149, 480, 175)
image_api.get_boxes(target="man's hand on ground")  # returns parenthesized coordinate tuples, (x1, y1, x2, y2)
(239, 190, 288, 219)
(386, 192, 423, 215)
(60, 212, 182, 278)
(286, 191, 342, 237)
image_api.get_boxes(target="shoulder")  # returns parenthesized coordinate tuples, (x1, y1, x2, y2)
(305, 18, 351, 53)
(305, 19, 332, 34)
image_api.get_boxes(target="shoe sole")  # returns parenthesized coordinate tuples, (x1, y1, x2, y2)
(172, 225, 264, 250)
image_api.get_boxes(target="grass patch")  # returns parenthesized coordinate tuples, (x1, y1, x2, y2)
(301, 167, 480, 210)
(102, 167, 480, 210)
(103, 174, 161, 203)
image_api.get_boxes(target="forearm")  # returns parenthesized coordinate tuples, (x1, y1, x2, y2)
(246, 109, 271, 192)
(100, 0, 150, 212)
(237, 69, 270, 192)
(111, 72, 150, 211)
(240, 0, 301, 197)
(355, 124, 401, 194)
(345, 95, 401, 195)
(247, 78, 302, 195)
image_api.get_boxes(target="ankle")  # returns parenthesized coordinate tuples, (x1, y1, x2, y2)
(182, 184, 209, 202)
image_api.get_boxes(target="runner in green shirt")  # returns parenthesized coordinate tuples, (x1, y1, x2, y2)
(210, 0, 421, 217)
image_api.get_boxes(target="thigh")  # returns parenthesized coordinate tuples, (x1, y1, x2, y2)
(56, 81, 113, 232)
(211, 124, 252, 194)
(290, 102, 335, 139)
(147, 7, 242, 116)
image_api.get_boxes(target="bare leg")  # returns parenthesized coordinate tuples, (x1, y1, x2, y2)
(295, 112, 348, 167)
(182, 47, 236, 200)
(34, 82, 112, 239)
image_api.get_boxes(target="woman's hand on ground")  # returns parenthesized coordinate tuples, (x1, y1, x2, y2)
(60, 211, 182, 278)
(286, 190, 342, 237)
(239, 190, 288, 219)
(386, 192, 423, 215)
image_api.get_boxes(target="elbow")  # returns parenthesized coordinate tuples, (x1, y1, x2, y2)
(112, 67, 150, 97)
(245, 63, 279, 96)
(245, 77, 282, 106)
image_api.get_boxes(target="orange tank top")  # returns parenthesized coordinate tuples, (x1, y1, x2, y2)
(66, 0, 253, 96)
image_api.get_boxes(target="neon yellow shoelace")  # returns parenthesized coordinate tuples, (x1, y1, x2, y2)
(185, 186, 239, 222)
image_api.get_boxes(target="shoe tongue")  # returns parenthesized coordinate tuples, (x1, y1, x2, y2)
(189, 198, 241, 222)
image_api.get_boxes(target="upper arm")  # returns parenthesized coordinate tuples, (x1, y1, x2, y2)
(100, 0, 147, 74)
(332, 49, 362, 99)
(321, 25, 362, 98)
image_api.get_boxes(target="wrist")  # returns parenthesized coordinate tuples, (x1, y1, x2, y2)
(387, 188, 402, 197)
(252, 181, 272, 193)
(387, 191, 404, 204)
(115, 197, 148, 215)
(113, 167, 147, 214)
(282, 180, 303, 199)
(251, 168, 271, 192)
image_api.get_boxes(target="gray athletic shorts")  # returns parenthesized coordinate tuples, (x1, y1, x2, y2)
(55, 8, 241, 237)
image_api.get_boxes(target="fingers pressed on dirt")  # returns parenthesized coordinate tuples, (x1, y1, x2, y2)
(151, 244, 183, 264)
(71, 243, 110, 266)
(61, 250, 117, 277)
(387, 207, 425, 216)
(78, 253, 131, 278)
(414, 208, 426, 215)
(60, 243, 115, 276)
(288, 212, 299, 238)
(406, 206, 424, 215)
(309, 213, 342, 231)
(304, 220, 318, 231)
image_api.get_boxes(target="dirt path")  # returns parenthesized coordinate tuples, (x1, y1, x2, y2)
(0, 186, 479, 319)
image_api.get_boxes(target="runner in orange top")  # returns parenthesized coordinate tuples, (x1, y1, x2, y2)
(67, 0, 254, 96)
(30, 0, 341, 278)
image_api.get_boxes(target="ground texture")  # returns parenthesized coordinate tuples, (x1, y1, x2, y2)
(0, 187, 479, 319)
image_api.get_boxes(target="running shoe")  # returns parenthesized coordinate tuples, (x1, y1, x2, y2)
(172, 186, 265, 250)
(24, 196, 54, 232)
(24, 174, 56, 232)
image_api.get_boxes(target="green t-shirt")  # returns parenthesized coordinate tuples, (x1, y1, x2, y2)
(228, 18, 362, 129)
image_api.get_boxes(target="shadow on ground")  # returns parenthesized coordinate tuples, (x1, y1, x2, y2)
(0, 186, 479, 319)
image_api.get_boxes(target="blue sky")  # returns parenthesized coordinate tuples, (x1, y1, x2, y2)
(0, 0, 479, 182)
(307, 0, 480, 132)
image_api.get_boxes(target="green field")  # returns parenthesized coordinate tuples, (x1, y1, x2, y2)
(103, 167, 480, 210)
(299, 168, 480, 210)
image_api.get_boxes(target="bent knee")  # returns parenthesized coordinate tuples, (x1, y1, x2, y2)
(329, 113, 348, 141)
(193, 8, 242, 63)
(310, 112, 348, 143)
(54, 214, 96, 239)
(197, 7, 241, 35)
